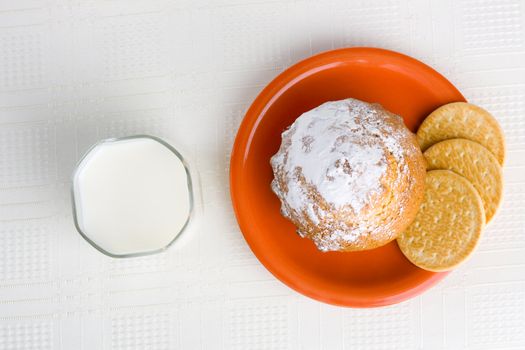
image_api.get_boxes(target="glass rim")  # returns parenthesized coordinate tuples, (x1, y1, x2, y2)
(70, 134, 195, 258)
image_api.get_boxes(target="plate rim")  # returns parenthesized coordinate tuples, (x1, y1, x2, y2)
(230, 47, 464, 307)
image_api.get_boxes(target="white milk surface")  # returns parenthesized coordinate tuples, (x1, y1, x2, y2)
(73, 137, 191, 256)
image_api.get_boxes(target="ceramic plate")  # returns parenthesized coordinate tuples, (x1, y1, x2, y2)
(230, 48, 465, 307)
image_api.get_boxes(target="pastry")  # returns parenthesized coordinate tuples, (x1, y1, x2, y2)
(270, 98, 426, 252)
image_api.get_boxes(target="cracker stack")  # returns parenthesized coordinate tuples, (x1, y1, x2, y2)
(397, 102, 505, 272)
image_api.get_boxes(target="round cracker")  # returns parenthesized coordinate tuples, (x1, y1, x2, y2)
(424, 138, 502, 223)
(423, 139, 503, 222)
(397, 170, 485, 272)
(417, 102, 505, 165)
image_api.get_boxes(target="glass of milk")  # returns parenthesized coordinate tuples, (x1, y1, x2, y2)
(71, 135, 199, 258)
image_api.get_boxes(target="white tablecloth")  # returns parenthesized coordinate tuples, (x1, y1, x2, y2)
(1, 0, 524, 349)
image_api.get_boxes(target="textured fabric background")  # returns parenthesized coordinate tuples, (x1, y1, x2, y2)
(0, 0, 524, 349)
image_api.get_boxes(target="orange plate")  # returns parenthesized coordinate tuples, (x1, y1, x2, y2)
(230, 47, 465, 307)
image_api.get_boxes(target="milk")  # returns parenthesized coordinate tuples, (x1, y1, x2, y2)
(72, 136, 192, 257)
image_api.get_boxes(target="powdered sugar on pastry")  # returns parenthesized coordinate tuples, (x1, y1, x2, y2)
(270, 98, 426, 252)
